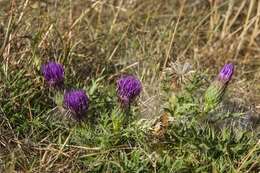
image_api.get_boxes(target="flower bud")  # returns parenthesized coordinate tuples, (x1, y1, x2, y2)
(204, 63, 234, 112)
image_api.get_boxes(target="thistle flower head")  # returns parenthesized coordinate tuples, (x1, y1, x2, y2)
(204, 63, 235, 112)
(217, 63, 234, 83)
(204, 81, 225, 112)
(116, 75, 142, 106)
(63, 90, 89, 121)
(41, 61, 64, 88)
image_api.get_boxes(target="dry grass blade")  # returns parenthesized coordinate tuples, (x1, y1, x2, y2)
(236, 140, 260, 172)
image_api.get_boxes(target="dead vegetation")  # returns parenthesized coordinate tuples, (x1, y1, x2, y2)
(0, 0, 259, 172)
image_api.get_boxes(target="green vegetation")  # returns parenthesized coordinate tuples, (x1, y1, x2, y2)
(0, 0, 259, 172)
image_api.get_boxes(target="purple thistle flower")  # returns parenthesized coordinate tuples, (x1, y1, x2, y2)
(63, 90, 89, 121)
(116, 75, 142, 107)
(217, 63, 234, 84)
(204, 63, 234, 112)
(41, 61, 64, 88)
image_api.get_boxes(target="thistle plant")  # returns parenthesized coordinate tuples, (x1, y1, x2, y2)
(41, 61, 64, 89)
(114, 75, 142, 129)
(116, 75, 142, 109)
(204, 63, 234, 113)
(63, 90, 89, 121)
(41, 61, 65, 108)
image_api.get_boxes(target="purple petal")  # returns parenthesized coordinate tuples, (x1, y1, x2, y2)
(41, 61, 64, 88)
(218, 63, 234, 83)
(63, 90, 89, 120)
(116, 75, 142, 106)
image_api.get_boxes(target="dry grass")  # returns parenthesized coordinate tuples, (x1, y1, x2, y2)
(0, 0, 260, 172)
